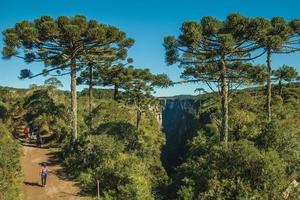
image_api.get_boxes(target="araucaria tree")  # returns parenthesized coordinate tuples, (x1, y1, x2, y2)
(254, 17, 300, 121)
(78, 46, 133, 114)
(164, 14, 265, 143)
(2, 15, 133, 140)
(123, 68, 171, 130)
(273, 65, 299, 96)
(94, 58, 134, 101)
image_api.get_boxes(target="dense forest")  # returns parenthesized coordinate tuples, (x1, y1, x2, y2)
(0, 14, 300, 200)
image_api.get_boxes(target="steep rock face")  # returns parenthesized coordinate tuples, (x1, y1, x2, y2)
(160, 97, 200, 173)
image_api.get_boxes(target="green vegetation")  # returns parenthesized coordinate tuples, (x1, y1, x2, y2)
(164, 14, 300, 143)
(0, 13, 300, 200)
(2, 15, 134, 141)
(162, 14, 300, 199)
(273, 65, 299, 96)
(63, 98, 168, 199)
(0, 91, 22, 200)
(164, 87, 300, 199)
(0, 123, 22, 200)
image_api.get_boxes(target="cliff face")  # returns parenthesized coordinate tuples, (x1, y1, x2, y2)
(160, 97, 200, 173)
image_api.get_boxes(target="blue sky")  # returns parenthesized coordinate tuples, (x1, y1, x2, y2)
(0, 0, 300, 96)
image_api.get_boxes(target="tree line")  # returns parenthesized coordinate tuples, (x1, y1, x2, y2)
(3, 14, 299, 144)
(164, 14, 300, 143)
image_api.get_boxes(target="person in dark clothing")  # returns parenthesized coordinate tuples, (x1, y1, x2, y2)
(36, 132, 43, 148)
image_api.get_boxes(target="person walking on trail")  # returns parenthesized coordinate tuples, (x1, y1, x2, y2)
(36, 132, 43, 148)
(40, 163, 48, 187)
(23, 126, 30, 141)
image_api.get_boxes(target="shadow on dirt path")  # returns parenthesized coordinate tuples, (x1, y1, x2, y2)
(20, 131, 89, 200)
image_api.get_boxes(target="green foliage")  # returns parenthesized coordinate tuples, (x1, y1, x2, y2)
(75, 135, 154, 200)
(0, 123, 21, 200)
(2, 15, 135, 140)
(44, 77, 63, 88)
(79, 88, 114, 100)
(273, 65, 299, 96)
(23, 88, 70, 139)
(273, 65, 299, 83)
(163, 13, 276, 143)
(175, 137, 289, 199)
(160, 86, 300, 199)
(120, 67, 171, 130)
(78, 58, 134, 100)
(257, 17, 293, 51)
(63, 98, 167, 199)
(2, 15, 134, 69)
(229, 92, 264, 140)
(1, 13, 300, 200)
(255, 121, 300, 177)
(0, 101, 9, 120)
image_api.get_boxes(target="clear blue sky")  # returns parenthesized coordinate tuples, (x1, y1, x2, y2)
(0, 0, 300, 96)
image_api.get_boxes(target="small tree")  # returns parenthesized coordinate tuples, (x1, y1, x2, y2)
(273, 65, 299, 96)
(44, 77, 63, 88)
(123, 68, 171, 130)
(97, 58, 134, 100)
(254, 17, 300, 121)
(78, 58, 133, 131)
(78, 48, 133, 114)
(2, 15, 133, 140)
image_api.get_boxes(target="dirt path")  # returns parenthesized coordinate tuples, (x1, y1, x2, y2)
(21, 144, 89, 200)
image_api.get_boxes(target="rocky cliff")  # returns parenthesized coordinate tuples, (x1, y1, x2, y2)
(160, 96, 200, 173)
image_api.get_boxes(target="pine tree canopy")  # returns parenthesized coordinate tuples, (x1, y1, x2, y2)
(2, 15, 134, 77)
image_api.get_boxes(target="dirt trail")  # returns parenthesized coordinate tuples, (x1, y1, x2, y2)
(21, 143, 89, 200)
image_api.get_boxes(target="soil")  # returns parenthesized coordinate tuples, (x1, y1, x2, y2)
(20, 134, 89, 200)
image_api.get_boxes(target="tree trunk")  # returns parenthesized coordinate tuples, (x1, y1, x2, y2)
(114, 84, 119, 100)
(278, 80, 283, 97)
(136, 108, 141, 131)
(71, 59, 78, 141)
(220, 59, 229, 143)
(266, 48, 272, 122)
(136, 97, 141, 131)
(88, 64, 93, 130)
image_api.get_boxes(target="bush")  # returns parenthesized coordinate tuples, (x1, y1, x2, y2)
(0, 101, 8, 120)
(175, 133, 293, 199)
(62, 99, 168, 199)
(255, 121, 300, 177)
(0, 123, 21, 200)
(63, 135, 155, 199)
(80, 100, 168, 196)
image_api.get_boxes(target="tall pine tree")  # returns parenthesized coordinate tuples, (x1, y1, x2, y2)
(164, 14, 265, 143)
(2, 15, 133, 140)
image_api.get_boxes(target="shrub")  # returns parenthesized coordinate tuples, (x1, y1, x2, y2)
(63, 135, 155, 199)
(0, 123, 21, 200)
(0, 101, 8, 120)
(175, 135, 291, 199)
